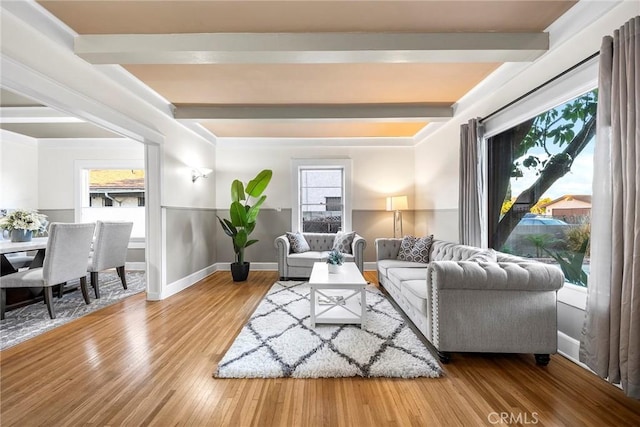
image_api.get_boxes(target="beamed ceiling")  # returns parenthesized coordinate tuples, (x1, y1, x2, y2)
(2, 1, 578, 141)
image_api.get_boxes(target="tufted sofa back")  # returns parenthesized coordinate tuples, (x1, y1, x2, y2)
(301, 233, 337, 251)
(430, 240, 486, 261)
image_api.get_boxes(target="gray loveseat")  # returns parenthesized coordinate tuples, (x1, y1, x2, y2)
(375, 238, 564, 365)
(275, 232, 366, 280)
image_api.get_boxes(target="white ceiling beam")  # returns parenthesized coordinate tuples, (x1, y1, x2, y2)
(0, 106, 83, 123)
(75, 32, 548, 65)
(174, 103, 453, 121)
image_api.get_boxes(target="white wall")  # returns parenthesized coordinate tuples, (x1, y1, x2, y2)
(0, 132, 39, 209)
(162, 133, 216, 209)
(38, 139, 144, 210)
(1, 4, 220, 298)
(413, 1, 640, 240)
(215, 144, 415, 211)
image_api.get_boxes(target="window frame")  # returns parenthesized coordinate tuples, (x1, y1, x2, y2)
(481, 58, 598, 299)
(290, 158, 352, 233)
(74, 159, 146, 246)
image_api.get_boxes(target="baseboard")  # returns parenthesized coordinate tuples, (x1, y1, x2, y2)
(364, 261, 377, 271)
(125, 262, 146, 271)
(214, 262, 277, 271)
(557, 331, 591, 371)
(152, 264, 218, 300)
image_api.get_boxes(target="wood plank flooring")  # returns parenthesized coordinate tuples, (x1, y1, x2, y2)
(1, 270, 639, 426)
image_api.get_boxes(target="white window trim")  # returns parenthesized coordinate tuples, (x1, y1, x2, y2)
(74, 159, 145, 245)
(290, 158, 352, 233)
(483, 56, 598, 139)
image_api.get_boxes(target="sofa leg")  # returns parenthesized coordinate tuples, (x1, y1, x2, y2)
(535, 354, 550, 366)
(437, 351, 451, 364)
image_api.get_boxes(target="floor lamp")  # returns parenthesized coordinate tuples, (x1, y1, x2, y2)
(386, 196, 408, 238)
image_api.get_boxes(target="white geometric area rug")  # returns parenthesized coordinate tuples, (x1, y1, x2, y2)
(215, 281, 443, 379)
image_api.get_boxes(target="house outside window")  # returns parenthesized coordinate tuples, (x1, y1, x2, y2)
(291, 159, 352, 233)
(75, 161, 146, 239)
(486, 89, 596, 287)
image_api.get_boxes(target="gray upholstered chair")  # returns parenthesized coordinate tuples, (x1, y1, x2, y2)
(0, 222, 96, 320)
(87, 221, 133, 298)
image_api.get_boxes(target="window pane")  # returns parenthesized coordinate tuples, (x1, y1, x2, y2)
(82, 169, 145, 238)
(300, 168, 343, 233)
(487, 89, 596, 287)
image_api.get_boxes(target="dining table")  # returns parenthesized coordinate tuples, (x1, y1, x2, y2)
(0, 237, 49, 310)
(0, 237, 48, 276)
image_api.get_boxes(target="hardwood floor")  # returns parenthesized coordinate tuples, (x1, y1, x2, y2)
(1, 270, 639, 426)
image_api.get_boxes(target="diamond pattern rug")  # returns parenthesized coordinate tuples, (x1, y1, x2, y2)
(0, 271, 145, 350)
(215, 281, 442, 378)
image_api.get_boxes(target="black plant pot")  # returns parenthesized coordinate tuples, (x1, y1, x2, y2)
(231, 262, 250, 282)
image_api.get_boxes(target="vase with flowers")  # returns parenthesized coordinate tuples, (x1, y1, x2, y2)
(326, 249, 345, 273)
(0, 209, 48, 242)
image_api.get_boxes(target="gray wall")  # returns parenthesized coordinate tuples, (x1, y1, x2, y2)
(40, 208, 145, 263)
(215, 209, 417, 264)
(165, 207, 217, 283)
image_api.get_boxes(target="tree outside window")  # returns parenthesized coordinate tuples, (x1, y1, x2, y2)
(488, 89, 596, 286)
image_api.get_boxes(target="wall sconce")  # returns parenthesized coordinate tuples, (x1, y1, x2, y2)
(191, 168, 213, 183)
(386, 195, 408, 238)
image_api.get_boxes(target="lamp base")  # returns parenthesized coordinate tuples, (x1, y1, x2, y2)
(393, 210, 403, 238)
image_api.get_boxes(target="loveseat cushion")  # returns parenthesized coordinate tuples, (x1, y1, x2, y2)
(286, 232, 310, 253)
(286, 251, 326, 267)
(286, 251, 355, 268)
(377, 259, 427, 276)
(398, 235, 433, 263)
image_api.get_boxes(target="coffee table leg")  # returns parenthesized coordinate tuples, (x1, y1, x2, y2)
(310, 286, 316, 328)
(360, 287, 366, 327)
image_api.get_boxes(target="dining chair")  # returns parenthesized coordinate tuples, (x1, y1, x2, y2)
(0, 222, 96, 320)
(88, 221, 133, 299)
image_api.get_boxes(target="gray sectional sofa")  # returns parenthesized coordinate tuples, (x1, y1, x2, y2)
(275, 232, 366, 280)
(375, 238, 565, 364)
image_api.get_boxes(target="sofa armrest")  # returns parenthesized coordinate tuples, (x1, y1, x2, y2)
(428, 261, 565, 292)
(352, 234, 367, 272)
(274, 235, 290, 278)
(375, 238, 402, 261)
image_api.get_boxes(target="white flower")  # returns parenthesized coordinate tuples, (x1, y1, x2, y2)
(0, 209, 48, 232)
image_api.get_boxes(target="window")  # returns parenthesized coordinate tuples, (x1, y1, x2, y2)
(291, 159, 352, 233)
(300, 168, 343, 233)
(75, 160, 146, 239)
(486, 89, 596, 287)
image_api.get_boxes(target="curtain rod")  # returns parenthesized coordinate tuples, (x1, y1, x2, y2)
(479, 51, 600, 123)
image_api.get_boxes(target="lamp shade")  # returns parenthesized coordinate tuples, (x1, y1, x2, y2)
(386, 195, 408, 211)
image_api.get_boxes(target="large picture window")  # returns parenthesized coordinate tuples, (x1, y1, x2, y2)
(487, 89, 596, 287)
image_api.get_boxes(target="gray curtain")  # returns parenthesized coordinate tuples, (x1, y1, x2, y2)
(459, 118, 483, 247)
(580, 16, 639, 399)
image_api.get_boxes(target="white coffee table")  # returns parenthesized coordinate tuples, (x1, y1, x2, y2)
(308, 262, 367, 328)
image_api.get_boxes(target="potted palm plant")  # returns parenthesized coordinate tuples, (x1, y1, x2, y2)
(217, 169, 273, 282)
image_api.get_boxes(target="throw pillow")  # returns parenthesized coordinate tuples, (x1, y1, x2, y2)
(466, 248, 498, 263)
(286, 232, 310, 254)
(332, 231, 356, 254)
(397, 235, 434, 263)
